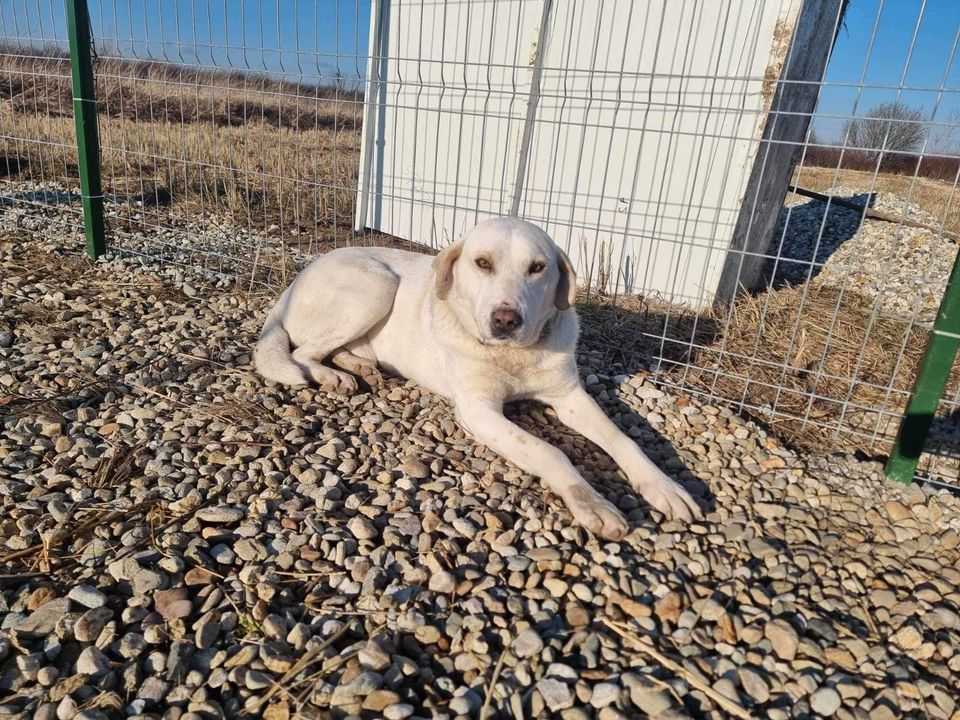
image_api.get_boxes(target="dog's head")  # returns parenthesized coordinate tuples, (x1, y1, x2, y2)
(432, 217, 576, 347)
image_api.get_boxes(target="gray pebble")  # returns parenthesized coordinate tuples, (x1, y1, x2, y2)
(538, 677, 574, 712)
(12, 598, 71, 638)
(196, 506, 246, 523)
(76, 646, 110, 676)
(384, 705, 415, 720)
(513, 628, 544, 659)
(810, 687, 842, 716)
(590, 682, 621, 708)
(429, 570, 456, 594)
(348, 516, 378, 540)
(67, 585, 107, 609)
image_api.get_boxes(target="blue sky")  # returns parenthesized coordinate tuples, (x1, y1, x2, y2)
(2, 0, 957, 147)
(0, 0, 372, 80)
(813, 0, 960, 146)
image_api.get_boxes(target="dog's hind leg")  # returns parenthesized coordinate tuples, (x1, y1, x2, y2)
(283, 255, 398, 395)
(330, 347, 384, 388)
(290, 346, 361, 394)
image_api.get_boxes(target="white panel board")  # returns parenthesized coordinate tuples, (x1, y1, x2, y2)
(356, 0, 545, 247)
(357, 0, 801, 307)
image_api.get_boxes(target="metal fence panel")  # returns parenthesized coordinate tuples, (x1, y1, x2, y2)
(0, 0, 958, 483)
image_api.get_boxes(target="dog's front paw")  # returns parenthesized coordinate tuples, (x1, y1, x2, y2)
(565, 484, 629, 540)
(636, 474, 702, 522)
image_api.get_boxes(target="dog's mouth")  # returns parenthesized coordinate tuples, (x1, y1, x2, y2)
(476, 315, 556, 348)
(476, 331, 540, 349)
(480, 336, 514, 346)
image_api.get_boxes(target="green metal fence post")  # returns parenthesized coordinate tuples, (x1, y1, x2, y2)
(885, 245, 960, 483)
(65, 0, 106, 258)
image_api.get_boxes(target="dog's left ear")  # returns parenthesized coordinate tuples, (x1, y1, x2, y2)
(554, 246, 577, 310)
(433, 239, 464, 299)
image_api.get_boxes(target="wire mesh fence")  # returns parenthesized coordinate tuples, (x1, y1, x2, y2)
(1, 0, 958, 484)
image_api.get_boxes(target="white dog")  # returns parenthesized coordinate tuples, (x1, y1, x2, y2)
(254, 217, 700, 539)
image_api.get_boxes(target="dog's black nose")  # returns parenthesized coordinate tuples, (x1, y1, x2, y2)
(491, 308, 522, 336)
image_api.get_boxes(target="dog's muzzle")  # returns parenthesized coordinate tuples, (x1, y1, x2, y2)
(490, 308, 522, 338)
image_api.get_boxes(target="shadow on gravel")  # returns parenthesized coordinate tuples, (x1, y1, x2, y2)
(0, 155, 25, 176)
(0, 189, 81, 206)
(507, 394, 716, 525)
(609, 395, 716, 514)
(762, 192, 875, 288)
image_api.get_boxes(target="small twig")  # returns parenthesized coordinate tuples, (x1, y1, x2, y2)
(39, 499, 81, 572)
(0, 572, 50, 587)
(73, 488, 227, 589)
(178, 441, 277, 448)
(855, 599, 882, 642)
(131, 383, 238, 424)
(176, 351, 256, 377)
(273, 570, 336, 578)
(245, 624, 353, 713)
(643, 674, 688, 705)
(283, 646, 363, 703)
(0, 507, 134, 566)
(480, 643, 509, 720)
(602, 619, 752, 720)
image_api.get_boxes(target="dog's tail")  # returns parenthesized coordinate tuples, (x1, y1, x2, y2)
(254, 299, 309, 386)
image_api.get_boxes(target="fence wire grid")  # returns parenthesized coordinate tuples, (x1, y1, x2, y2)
(1, 0, 959, 484)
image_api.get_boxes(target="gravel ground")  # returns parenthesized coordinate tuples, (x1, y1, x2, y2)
(770, 187, 957, 323)
(3, 191, 960, 720)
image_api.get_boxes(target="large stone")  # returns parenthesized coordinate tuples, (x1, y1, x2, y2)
(196, 506, 246, 523)
(810, 687, 842, 716)
(401, 457, 430, 479)
(67, 586, 107, 609)
(74, 607, 114, 642)
(428, 571, 456, 594)
(624, 676, 673, 716)
(654, 592, 682, 624)
(348, 517, 378, 540)
(13, 598, 71, 638)
(764, 619, 799, 661)
(154, 589, 192, 620)
(358, 642, 392, 672)
(513, 628, 544, 659)
(76, 647, 110, 676)
(537, 678, 574, 713)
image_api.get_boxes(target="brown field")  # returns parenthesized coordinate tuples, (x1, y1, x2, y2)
(793, 164, 960, 235)
(2, 48, 958, 460)
(802, 143, 960, 181)
(1, 48, 363, 250)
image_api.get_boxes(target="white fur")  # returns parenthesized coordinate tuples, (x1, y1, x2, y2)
(254, 217, 700, 539)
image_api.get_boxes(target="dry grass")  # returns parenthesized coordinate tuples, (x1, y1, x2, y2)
(1, 47, 360, 129)
(685, 284, 960, 451)
(792, 164, 960, 235)
(577, 292, 716, 366)
(581, 284, 960, 454)
(1, 49, 362, 247)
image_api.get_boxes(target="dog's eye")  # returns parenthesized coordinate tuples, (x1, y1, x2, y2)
(528, 261, 546, 275)
(475, 257, 492, 271)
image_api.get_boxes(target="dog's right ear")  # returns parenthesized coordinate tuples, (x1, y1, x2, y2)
(554, 245, 577, 310)
(433, 239, 464, 299)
